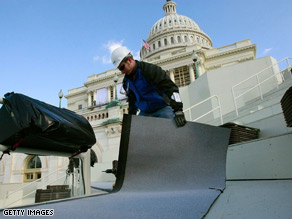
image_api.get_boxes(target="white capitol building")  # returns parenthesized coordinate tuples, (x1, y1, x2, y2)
(1, 0, 290, 209)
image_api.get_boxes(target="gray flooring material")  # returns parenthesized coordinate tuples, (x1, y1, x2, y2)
(4, 115, 230, 219)
(114, 115, 230, 193)
(206, 180, 292, 219)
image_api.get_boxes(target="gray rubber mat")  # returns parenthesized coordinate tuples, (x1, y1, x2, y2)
(6, 115, 230, 219)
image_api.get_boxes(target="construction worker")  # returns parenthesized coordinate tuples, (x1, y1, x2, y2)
(111, 46, 186, 127)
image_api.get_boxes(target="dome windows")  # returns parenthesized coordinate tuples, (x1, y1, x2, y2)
(164, 38, 168, 46)
(143, 1, 212, 58)
(171, 37, 174, 44)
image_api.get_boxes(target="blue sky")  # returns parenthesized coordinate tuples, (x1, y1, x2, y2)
(0, 0, 291, 107)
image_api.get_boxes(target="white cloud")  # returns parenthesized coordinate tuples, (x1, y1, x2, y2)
(102, 56, 111, 64)
(263, 48, 272, 54)
(93, 56, 100, 62)
(93, 40, 141, 65)
(92, 40, 124, 64)
(104, 41, 141, 61)
(104, 40, 124, 53)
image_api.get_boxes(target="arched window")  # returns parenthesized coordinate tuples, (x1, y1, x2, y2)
(24, 156, 42, 182)
(190, 35, 194, 42)
(164, 38, 168, 46)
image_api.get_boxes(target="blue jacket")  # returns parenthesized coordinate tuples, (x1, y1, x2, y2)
(123, 61, 179, 114)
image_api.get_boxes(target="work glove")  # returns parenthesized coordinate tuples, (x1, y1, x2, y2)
(169, 99, 182, 112)
(174, 111, 187, 127)
(169, 99, 186, 127)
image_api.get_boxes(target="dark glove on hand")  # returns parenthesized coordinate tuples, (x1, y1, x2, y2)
(174, 111, 187, 127)
(169, 99, 183, 112)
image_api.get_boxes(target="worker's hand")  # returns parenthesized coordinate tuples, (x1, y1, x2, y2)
(174, 111, 186, 127)
(169, 99, 183, 112)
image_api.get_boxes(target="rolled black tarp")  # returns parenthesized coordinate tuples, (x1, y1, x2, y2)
(0, 92, 96, 156)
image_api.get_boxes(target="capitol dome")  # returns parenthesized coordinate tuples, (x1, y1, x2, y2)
(141, 0, 212, 59)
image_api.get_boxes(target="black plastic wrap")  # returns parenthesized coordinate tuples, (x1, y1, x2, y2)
(0, 92, 96, 156)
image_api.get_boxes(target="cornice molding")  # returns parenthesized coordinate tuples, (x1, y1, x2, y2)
(152, 51, 194, 65)
(84, 72, 122, 87)
(65, 89, 87, 98)
(206, 56, 254, 70)
(205, 45, 256, 60)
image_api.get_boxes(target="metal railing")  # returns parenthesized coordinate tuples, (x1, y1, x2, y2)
(183, 95, 223, 125)
(3, 165, 68, 208)
(232, 57, 292, 116)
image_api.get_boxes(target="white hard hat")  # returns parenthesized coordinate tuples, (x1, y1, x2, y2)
(111, 46, 131, 68)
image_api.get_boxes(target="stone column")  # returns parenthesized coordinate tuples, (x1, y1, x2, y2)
(169, 69, 175, 82)
(197, 60, 204, 77)
(108, 87, 112, 102)
(189, 64, 195, 83)
(93, 90, 97, 105)
(87, 92, 92, 107)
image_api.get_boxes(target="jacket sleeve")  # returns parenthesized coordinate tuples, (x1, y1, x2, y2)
(139, 61, 179, 98)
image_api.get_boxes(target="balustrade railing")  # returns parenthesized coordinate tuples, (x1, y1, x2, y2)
(232, 57, 292, 116)
(183, 95, 223, 125)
